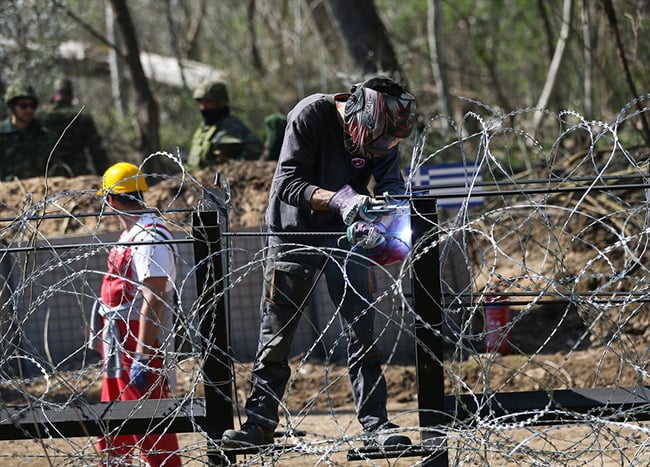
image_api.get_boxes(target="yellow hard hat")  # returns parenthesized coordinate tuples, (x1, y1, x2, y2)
(98, 162, 149, 196)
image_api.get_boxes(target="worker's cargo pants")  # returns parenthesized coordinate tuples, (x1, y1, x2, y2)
(244, 238, 388, 432)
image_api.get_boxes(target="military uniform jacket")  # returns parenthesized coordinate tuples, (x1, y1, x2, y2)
(0, 117, 50, 181)
(39, 101, 109, 176)
(186, 114, 263, 170)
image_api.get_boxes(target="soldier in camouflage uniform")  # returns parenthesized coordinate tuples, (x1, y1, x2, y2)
(260, 112, 288, 161)
(185, 80, 262, 170)
(0, 82, 50, 181)
(39, 78, 110, 177)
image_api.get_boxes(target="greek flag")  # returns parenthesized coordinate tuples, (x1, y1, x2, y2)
(407, 162, 484, 209)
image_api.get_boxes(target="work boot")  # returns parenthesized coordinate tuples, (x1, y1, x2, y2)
(364, 422, 412, 447)
(221, 422, 274, 448)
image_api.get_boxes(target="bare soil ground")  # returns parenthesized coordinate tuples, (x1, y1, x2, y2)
(0, 160, 647, 465)
(1, 354, 642, 466)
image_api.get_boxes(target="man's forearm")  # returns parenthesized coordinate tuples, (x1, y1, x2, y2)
(136, 277, 168, 357)
(137, 301, 163, 356)
(310, 188, 335, 211)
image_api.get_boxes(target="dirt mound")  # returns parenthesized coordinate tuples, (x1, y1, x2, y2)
(0, 160, 277, 237)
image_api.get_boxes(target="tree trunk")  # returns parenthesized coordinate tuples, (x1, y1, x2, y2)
(427, 0, 451, 123)
(108, 0, 162, 173)
(305, 0, 346, 63)
(581, 0, 593, 119)
(533, 0, 573, 134)
(247, 0, 265, 75)
(536, 0, 555, 62)
(164, 0, 190, 91)
(183, 0, 207, 61)
(325, 0, 402, 81)
(105, 1, 126, 119)
(601, 0, 650, 147)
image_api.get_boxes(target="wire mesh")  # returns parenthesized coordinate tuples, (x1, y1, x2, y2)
(1, 96, 650, 465)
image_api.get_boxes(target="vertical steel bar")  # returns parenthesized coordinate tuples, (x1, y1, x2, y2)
(411, 197, 448, 466)
(192, 210, 234, 465)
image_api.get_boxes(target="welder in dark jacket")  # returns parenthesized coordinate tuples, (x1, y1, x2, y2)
(221, 76, 417, 449)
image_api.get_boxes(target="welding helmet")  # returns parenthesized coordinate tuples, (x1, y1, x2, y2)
(343, 77, 416, 159)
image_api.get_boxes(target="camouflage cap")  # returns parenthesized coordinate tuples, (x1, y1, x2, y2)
(193, 81, 229, 103)
(54, 78, 74, 95)
(4, 82, 39, 106)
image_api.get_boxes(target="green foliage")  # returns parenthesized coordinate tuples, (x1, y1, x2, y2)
(1, 0, 649, 167)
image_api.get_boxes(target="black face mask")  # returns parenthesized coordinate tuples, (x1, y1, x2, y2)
(201, 106, 230, 125)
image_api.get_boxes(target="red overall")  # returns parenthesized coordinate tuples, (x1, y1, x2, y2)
(97, 222, 181, 467)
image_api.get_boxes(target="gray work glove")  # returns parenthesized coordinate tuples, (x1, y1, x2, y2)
(327, 184, 383, 225)
(342, 221, 386, 249)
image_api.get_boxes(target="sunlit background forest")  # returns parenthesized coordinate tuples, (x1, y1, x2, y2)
(2, 0, 649, 171)
(3, 3, 650, 465)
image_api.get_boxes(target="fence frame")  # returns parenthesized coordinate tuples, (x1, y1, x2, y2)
(2, 190, 650, 466)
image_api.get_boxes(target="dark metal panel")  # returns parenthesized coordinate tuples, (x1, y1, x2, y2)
(0, 398, 205, 439)
(411, 198, 448, 466)
(446, 386, 650, 424)
(193, 210, 234, 465)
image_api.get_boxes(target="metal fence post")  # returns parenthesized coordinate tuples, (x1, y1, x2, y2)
(192, 207, 234, 465)
(411, 197, 448, 466)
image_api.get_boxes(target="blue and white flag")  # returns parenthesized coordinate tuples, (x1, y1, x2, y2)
(407, 162, 484, 209)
